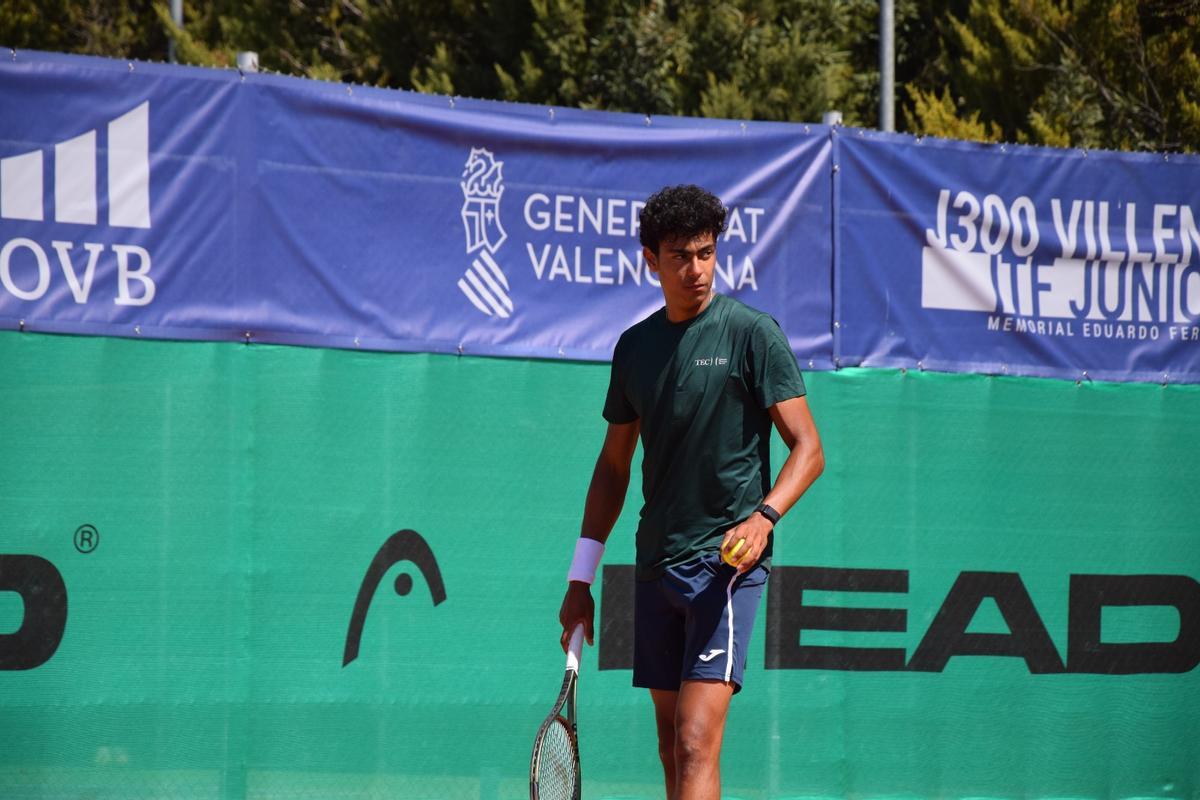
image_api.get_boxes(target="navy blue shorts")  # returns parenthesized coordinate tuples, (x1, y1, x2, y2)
(632, 551, 768, 694)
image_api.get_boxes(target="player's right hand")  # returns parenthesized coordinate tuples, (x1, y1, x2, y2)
(559, 581, 595, 652)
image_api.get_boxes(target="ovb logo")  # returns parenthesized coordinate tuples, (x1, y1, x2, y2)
(457, 147, 513, 318)
(0, 101, 156, 307)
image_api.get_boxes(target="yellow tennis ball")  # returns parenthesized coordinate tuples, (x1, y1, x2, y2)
(722, 538, 746, 566)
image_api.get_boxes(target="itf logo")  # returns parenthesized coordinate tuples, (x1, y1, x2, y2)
(458, 147, 513, 318)
(0, 101, 155, 307)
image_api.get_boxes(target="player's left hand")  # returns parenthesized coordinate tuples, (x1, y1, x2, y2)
(720, 512, 774, 574)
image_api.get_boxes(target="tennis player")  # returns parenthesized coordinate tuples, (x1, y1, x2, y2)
(559, 184, 824, 800)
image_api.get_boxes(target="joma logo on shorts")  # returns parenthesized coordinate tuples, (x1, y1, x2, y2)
(694, 356, 729, 367)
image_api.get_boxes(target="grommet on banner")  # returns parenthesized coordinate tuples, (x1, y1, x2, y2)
(128, 62, 134, 72)
(346, 86, 353, 96)
(134, 325, 141, 335)
(1162, 372, 1169, 386)
(548, 108, 555, 120)
(244, 331, 252, 343)
(808, 360, 814, 369)
(832, 164, 840, 173)
(833, 320, 840, 329)
(18, 319, 25, 331)
(354, 337, 361, 348)
(644, 115, 652, 126)
(1001, 364, 1009, 374)
(917, 360, 925, 371)
(457, 343, 464, 355)
(558, 347, 565, 357)
(740, 122, 746, 134)
(448, 97, 456, 108)
(804, 125, 810, 134)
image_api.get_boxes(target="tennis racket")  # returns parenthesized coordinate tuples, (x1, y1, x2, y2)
(529, 623, 584, 800)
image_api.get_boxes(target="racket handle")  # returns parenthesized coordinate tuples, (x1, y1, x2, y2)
(565, 623, 585, 672)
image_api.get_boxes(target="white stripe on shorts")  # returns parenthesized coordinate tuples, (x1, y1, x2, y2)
(724, 572, 738, 682)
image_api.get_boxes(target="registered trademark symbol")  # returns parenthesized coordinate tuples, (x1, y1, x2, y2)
(74, 524, 99, 554)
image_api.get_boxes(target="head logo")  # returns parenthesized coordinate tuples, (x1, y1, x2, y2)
(342, 529, 446, 667)
(1, 101, 156, 307)
(0, 555, 68, 670)
(457, 147, 513, 318)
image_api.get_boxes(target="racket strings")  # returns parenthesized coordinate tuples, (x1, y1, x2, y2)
(534, 719, 577, 800)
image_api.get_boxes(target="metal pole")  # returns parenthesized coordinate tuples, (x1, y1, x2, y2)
(880, 0, 895, 131)
(168, 0, 183, 63)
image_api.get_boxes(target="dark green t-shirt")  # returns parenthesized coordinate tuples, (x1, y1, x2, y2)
(603, 293, 807, 580)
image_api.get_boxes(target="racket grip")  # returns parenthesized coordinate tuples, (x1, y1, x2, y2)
(565, 623, 585, 672)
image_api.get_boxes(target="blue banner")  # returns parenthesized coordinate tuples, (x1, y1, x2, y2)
(835, 132, 1200, 383)
(4, 51, 1200, 382)
(0, 51, 833, 365)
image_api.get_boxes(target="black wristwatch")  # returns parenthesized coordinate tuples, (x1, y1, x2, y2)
(754, 502, 781, 526)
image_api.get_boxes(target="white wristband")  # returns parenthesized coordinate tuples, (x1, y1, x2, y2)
(567, 537, 605, 585)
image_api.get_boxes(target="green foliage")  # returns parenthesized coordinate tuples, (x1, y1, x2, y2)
(906, 0, 1200, 151)
(4, 0, 1196, 151)
(0, 0, 166, 60)
(904, 85, 1001, 141)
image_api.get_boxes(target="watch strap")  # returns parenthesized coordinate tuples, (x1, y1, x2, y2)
(755, 502, 781, 526)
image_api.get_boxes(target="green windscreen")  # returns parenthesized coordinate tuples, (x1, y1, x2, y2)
(1, 331, 1197, 799)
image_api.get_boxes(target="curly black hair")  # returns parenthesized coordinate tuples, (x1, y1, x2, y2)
(638, 185, 728, 253)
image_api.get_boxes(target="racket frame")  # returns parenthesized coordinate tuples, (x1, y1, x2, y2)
(529, 625, 584, 800)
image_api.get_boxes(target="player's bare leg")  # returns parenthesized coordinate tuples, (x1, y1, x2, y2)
(650, 689, 679, 799)
(651, 680, 734, 800)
